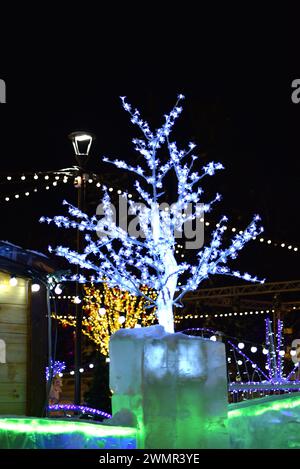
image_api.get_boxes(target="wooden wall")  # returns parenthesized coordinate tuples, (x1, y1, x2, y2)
(0, 271, 29, 414)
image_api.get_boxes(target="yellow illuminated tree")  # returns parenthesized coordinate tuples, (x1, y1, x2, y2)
(56, 284, 156, 356)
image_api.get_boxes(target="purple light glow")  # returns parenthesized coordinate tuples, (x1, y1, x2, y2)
(48, 404, 112, 419)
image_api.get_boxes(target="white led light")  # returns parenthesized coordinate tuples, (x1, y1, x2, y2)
(99, 307, 106, 316)
(238, 342, 245, 349)
(55, 284, 63, 295)
(210, 335, 217, 342)
(118, 315, 126, 324)
(31, 283, 40, 293)
(10, 276, 18, 287)
(251, 346, 257, 353)
(89, 364, 94, 369)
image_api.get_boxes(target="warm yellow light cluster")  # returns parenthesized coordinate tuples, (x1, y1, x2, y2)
(56, 284, 157, 355)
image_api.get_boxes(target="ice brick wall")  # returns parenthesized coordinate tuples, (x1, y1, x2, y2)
(229, 393, 300, 449)
(110, 325, 229, 449)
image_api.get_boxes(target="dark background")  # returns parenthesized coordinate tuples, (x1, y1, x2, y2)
(0, 70, 299, 283)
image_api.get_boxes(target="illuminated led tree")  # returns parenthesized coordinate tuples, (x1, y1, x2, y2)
(57, 283, 156, 355)
(41, 94, 264, 333)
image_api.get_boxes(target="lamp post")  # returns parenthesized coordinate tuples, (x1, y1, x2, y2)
(68, 131, 95, 406)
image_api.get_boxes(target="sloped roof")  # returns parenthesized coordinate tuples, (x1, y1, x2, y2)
(0, 240, 56, 279)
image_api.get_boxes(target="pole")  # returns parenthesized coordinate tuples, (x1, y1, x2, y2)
(74, 170, 86, 405)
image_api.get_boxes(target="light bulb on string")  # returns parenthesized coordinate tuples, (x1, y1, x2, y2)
(10, 276, 18, 287)
(55, 284, 63, 295)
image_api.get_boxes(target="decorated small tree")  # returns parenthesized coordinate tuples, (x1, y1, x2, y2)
(41, 94, 263, 334)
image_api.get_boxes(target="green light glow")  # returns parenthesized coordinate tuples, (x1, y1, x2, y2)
(229, 395, 300, 419)
(0, 418, 136, 438)
(228, 394, 300, 448)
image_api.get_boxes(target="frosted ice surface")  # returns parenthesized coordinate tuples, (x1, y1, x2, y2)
(229, 393, 300, 449)
(110, 325, 229, 449)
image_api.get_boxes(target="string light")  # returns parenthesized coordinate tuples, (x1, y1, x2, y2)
(48, 404, 111, 419)
(1, 172, 299, 255)
(54, 284, 63, 295)
(9, 276, 18, 287)
(56, 283, 156, 356)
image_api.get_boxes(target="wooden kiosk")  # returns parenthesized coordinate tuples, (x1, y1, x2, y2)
(0, 241, 55, 417)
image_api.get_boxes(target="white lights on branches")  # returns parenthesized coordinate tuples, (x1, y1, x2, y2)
(238, 342, 245, 350)
(41, 94, 265, 334)
(31, 283, 41, 293)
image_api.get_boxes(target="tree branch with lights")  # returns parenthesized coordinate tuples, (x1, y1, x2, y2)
(41, 94, 264, 333)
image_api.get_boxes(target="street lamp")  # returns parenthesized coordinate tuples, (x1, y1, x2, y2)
(68, 131, 95, 168)
(69, 130, 95, 406)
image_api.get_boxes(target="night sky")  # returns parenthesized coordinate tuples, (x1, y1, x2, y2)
(0, 70, 299, 284)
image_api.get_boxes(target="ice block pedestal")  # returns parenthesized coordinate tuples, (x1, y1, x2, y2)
(109, 325, 229, 449)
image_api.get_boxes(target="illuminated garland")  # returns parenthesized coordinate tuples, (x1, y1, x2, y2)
(56, 283, 157, 355)
(1, 172, 298, 254)
(48, 404, 111, 419)
(175, 305, 300, 322)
